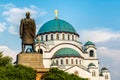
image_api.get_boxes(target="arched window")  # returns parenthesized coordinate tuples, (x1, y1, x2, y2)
(62, 34, 65, 40)
(41, 35, 43, 41)
(68, 34, 70, 40)
(56, 34, 59, 40)
(75, 35, 77, 41)
(56, 60, 58, 65)
(71, 59, 73, 64)
(38, 49, 43, 54)
(72, 35, 74, 40)
(79, 60, 81, 65)
(51, 34, 53, 40)
(89, 50, 94, 57)
(61, 59, 63, 65)
(76, 59, 78, 64)
(92, 70, 96, 77)
(46, 35, 48, 41)
(105, 74, 108, 79)
(66, 59, 68, 64)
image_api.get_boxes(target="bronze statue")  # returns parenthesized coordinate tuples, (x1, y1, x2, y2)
(20, 11, 36, 52)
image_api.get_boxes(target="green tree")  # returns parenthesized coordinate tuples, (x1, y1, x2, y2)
(0, 52, 12, 67)
(0, 52, 36, 80)
(41, 68, 88, 80)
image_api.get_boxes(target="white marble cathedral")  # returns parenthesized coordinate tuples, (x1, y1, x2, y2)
(35, 10, 111, 80)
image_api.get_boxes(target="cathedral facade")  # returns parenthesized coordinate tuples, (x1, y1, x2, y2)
(35, 14, 111, 80)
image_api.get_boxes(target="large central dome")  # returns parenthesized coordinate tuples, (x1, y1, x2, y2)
(37, 19, 77, 35)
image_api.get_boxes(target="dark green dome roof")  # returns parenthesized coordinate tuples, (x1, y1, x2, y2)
(88, 63, 96, 67)
(53, 48, 80, 58)
(101, 67, 108, 71)
(37, 19, 77, 35)
(84, 41, 94, 46)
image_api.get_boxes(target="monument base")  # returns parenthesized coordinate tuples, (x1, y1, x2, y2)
(17, 52, 44, 70)
(17, 52, 49, 80)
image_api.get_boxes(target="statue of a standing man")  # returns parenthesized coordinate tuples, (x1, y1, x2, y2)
(20, 11, 36, 52)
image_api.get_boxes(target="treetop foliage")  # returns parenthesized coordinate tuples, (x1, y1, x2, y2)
(41, 68, 88, 80)
(0, 52, 36, 80)
(0, 52, 12, 67)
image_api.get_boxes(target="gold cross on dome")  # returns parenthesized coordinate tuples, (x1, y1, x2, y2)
(88, 38, 91, 41)
(54, 9, 58, 19)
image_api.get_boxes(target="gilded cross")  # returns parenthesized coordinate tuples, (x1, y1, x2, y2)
(54, 10, 58, 19)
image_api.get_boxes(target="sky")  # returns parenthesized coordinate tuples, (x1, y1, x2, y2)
(0, 0, 120, 80)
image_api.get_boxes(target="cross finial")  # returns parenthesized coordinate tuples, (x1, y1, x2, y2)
(88, 38, 91, 41)
(54, 9, 58, 19)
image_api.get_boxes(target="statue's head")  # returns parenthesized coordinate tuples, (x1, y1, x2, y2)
(26, 11, 30, 18)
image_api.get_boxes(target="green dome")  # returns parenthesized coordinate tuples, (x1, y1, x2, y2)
(53, 48, 80, 58)
(101, 67, 108, 71)
(37, 19, 77, 35)
(84, 41, 94, 46)
(88, 63, 96, 67)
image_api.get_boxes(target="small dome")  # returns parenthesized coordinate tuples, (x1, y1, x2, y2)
(88, 63, 96, 67)
(52, 48, 80, 58)
(37, 19, 78, 35)
(101, 67, 108, 71)
(84, 41, 94, 46)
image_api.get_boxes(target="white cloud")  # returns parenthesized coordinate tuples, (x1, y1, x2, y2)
(0, 46, 18, 63)
(1, 3, 48, 35)
(0, 3, 15, 9)
(0, 23, 7, 32)
(98, 47, 120, 62)
(80, 29, 120, 43)
(96, 37, 120, 50)
(97, 47, 120, 79)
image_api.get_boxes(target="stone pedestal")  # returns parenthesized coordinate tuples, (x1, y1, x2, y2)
(17, 53, 44, 70)
(17, 52, 49, 80)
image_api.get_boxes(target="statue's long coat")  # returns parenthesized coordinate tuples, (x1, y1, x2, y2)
(20, 18, 36, 44)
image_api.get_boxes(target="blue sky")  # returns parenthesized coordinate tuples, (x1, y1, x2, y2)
(0, 0, 120, 80)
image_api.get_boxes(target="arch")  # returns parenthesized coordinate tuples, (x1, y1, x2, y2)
(62, 33, 65, 40)
(35, 44, 46, 58)
(47, 43, 83, 53)
(51, 34, 53, 40)
(66, 59, 68, 64)
(61, 59, 63, 65)
(79, 60, 81, 65)
(89, 50, 94, 57)
(56, 34, 59, 40)
(76, 59, 78, 64)
(38, 49, 43, 54)
(75, 35, 77, 41)
(46, 43, 84, 58)
(41, 35, 43, 41)
(71, 59, 73, 64)
(105, 74, 108, 79)
(92, 70, 96, 77)
(56, 60, 58, 65)
(72, 35, 74, 40)
(46, 35, 48, 41)
(68, 34, 70, 40)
